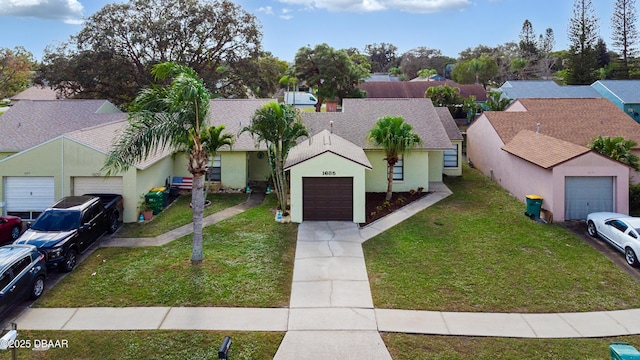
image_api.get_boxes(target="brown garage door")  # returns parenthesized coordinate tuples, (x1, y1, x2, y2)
(303, 177, 353, 221)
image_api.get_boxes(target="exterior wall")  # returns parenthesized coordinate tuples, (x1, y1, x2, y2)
(0, 152, 16, 160)
(248, 151, 272, 183)
(0, 138, 144, 223)
(553, 153, 630, 221)
(505, 101, 527, 112)
(466, 115, 506, 180)
(133, 156, 174, 223)
(173, 151, 248, 189)
(289, 152, 368, 223)
(443, 140, 463, 177)
(365, 150, 432, 193)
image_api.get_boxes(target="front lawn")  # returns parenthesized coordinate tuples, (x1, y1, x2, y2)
(38, 195, 297, 308)
(10, 330, 283, 360)
(383, 334, 640, 360)
(364, 164, 640, 312)
(115, 192, 249, 238)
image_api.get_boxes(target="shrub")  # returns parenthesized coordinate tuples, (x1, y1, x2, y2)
(631, 183, 640, 215)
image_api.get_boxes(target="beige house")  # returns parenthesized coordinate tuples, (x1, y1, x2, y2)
(0, 98, 461, 224)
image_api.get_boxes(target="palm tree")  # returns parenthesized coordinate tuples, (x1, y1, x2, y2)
(102, 62, 218, 263)
(485, 90, 512, 111)
(241, 102, 309, 214)
(417, 68, 438, 80)
(589, 136, 640, 170)
(367, 116, 423, 202)
(201, 125, 234, 193)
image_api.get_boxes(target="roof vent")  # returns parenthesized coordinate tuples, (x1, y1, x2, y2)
(330, 120, 333, 134)
(536, 122, 540, 133)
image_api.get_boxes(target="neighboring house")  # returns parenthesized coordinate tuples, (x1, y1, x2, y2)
(467, 98, 640, 222)
(0, 98, 461, 224)
(497, 80, 602, 99)
(591, 80, 640, 123)
(9, 86, 60, 101)
(363, 73, 400, 82)
(0, 100, 123, 159)
(358, 81, 488, 103)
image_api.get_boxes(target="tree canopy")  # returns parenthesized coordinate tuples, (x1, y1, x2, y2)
(0, 47, 34, 98)
(37, 0, 270, 107)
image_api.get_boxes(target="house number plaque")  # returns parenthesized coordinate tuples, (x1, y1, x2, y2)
(322, 171, 336, 176)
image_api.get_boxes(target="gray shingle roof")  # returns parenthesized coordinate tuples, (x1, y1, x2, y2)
(208, 98, 272, 151)
(10, 86, 60, 101)
(499, 80, 602, 99)
(592, 80, 640, 103)
(301, 98, 453, 150)
(285, 129, 372, 170)
(435, 107, 463, 141)
(0, 100, 124, 153)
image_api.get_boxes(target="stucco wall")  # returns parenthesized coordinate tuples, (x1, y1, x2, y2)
(173, 151, 248, 189)
(289, 152, 368, 223)
(466, 115, 505, 180)
(248, 151, 272, 183)
(365, 150, 432, 193)
(0, 152, 15, 160)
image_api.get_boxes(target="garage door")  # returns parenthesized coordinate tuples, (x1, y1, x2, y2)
(4, 177, 55, 220)
(303, 177, 353, 221)
(73, 176, 123, 196)
(565, 176, 614, 220)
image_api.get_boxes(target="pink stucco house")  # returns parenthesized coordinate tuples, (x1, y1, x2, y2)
(467, 98, 640, 222)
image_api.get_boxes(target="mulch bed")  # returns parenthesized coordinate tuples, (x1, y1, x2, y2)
(361, 190, 429, 226)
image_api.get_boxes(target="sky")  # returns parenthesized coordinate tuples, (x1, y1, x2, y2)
(0, 0, 619, 63)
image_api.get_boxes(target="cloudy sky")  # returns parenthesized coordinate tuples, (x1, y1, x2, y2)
(0, 0, 616, 62)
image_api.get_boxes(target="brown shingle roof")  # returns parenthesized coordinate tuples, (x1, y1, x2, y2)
(284, 129, 372, 170)
(65, 120, 172, 170)
(301, 98, 453, 150)
(501, 130, 591, 168)
(435, 107, 463, 141)
(485, 98, 640, 148)
(0, 100, 124, 153)
(358, 81, 487, 102)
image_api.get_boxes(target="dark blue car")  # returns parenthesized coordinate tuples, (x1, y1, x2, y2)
(0, 245, 47, 320)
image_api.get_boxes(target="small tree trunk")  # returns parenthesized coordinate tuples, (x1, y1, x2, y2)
(191, 173, 205, 263)
(386, 160, 395, 202)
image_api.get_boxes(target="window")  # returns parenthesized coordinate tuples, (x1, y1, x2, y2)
(388, 156, 403, 181)
(444, 144, 459, 168)
(10, 257, 30, 276)
(206, 155, 222, 181)
(610, 220, 629, 233)
(0, 272, 10, 292)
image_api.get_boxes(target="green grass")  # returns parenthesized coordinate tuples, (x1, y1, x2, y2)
(364, 164, 640, 312)
(116, 193, 249, 238)
(382, 334, 640, 360)
(37, 195, 297, 307)
(1, 331, 283, 360)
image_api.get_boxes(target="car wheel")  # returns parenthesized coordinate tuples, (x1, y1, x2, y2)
(107, 213, 119, 234)
(30, 276, 45, 299)
(625, 247, 640, 268)
(62, 249, 77, 272)
(587, 221, 598, 238)
(10, 226, 20, 241)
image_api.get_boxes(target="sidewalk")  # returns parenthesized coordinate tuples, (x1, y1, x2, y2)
(10, 183, 640, 357)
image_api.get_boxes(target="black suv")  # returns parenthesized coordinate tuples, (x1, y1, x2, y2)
(0, 245, 47, 320)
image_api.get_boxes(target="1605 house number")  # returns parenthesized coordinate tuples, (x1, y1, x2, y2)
(322, 171, 336, 176)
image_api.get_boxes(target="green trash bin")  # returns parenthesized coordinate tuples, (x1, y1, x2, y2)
(145, 190, 167, 215)
(610, 342, 640, 360)
(525, 194, 543, 219)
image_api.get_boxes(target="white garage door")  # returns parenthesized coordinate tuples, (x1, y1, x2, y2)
(4, 177, 55, 220)
(73, 176, 123, 196)
(565, 176, 614, 220)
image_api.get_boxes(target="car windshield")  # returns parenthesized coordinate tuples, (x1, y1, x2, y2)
(30, 210, 80, 232)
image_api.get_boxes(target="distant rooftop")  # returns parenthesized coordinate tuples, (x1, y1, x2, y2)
(499, 80, 602, 99)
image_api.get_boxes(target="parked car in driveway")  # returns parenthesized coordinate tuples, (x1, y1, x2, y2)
(0, 244, 47, 320)
(587, 212, 640, 267)
(0, 216, 22, 244)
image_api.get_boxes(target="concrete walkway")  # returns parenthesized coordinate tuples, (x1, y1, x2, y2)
(10, 183, 640, 357)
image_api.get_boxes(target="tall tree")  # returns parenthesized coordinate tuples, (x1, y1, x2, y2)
(367, 116, 422, 202)
(519, 20, 538, 60)
(37, 0, 263, 106)
(201, 125, 234, 193)
(364, 43, 399, 73)
(426, 84, 463, 117)
(452, 54, 498, 86)
(399, 47, 455, 80)
(293, 43, 368, 112)
(566, 0, 600, 84)
(611, 0, 638, 79)
(485, 91, 512, 111)
(103, 62, 219, 263)
(0, 47, 35, 98)
(538, 28, 556, 79)
(241, 102, 309, 214)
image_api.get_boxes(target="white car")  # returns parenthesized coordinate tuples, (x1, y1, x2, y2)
(587, 212, 640, 267)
